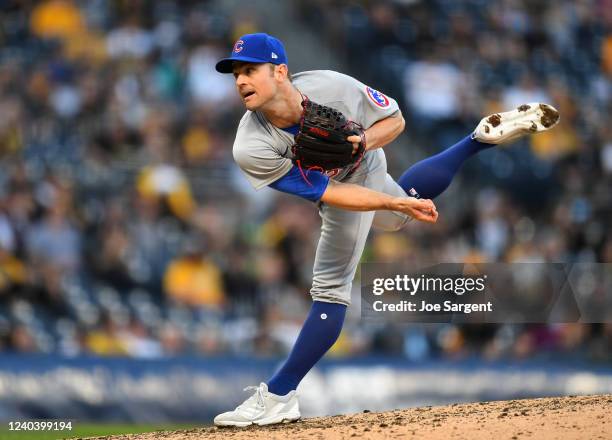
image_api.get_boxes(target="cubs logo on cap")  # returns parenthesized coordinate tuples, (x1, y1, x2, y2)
(233, 40, 244, 53)
(366, 86, 390, 108)
(215, 33, 288, 73)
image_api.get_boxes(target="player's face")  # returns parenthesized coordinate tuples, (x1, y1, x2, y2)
(232, 62, 278, 110)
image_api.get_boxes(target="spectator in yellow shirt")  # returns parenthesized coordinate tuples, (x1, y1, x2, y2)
(163, 238, 225, 309)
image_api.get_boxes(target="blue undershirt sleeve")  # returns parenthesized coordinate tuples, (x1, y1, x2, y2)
(268, 165, 330, 202)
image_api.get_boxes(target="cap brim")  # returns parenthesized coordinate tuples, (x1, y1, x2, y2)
(215, 56, 270, 73)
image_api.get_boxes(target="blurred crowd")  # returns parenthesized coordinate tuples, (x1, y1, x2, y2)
(0, 0, 610, 363)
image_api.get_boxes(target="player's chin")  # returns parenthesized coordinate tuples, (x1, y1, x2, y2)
(244, 102, 260, 111)
(242, 95, 260, 110)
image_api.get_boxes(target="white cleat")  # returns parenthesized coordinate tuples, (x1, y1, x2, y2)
(472, 103, 560, 145)
(213, 383, 301, 427)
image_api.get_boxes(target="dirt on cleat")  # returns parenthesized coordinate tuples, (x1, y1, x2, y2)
(539, 104, 560, 128)
(487, 114, 501, 127)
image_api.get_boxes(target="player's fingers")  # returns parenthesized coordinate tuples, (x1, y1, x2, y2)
(412, 198, 435, 211)
(347, 135, 361, 155)
(415, 212, 437, 223)
(412, 209, 431, 222)
(421, 198, 435, 209)
(414, 205, 438, 223)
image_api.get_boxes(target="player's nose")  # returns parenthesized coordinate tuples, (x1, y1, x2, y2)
(235, 73, 248, 87)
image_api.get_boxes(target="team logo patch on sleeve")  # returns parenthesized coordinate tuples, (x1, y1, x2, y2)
(366, 86, 390, 108)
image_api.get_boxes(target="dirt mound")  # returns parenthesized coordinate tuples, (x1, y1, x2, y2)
(90, 395, 611, 440)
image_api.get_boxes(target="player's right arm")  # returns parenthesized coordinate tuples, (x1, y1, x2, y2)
(232, 116, 436, 223)
(267, 166, 437, 223)
(320, 180, 438, 223)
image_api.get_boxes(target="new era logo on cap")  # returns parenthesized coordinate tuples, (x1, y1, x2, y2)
(215, 33, 288, 73)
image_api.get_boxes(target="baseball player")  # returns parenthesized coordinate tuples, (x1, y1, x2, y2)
(213, 33, 559, 427)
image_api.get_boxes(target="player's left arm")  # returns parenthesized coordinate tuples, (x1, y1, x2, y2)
(347, 113, 405, 153)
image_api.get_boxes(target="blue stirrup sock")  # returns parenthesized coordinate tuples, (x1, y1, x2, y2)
(267, 301, 347, 396)
(398, 135, 493, 199)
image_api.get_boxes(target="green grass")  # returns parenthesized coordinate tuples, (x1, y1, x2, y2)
(0, 423, 199, 440)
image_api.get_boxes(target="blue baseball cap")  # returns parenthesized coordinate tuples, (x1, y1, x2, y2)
(215, 33, 288, 74)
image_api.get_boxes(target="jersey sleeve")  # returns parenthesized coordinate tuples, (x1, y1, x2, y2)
(356, 81, 401, 129)
(327, 71, 400, 128)
(268, 165, 330, 202)
(232, 117, 294, 190)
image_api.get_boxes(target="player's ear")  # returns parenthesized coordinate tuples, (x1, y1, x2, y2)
(273, 64, 289, 82)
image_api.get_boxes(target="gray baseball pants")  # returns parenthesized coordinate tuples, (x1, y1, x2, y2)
(310, 149, 410, 305)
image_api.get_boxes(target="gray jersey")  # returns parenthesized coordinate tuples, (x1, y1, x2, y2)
(232, 70, 400, 189)
(232, 70, 409, 307)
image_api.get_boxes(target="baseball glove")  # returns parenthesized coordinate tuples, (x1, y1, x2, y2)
(292, 97, 366, 174)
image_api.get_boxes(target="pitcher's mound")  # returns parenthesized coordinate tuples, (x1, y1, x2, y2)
(91, 394, 611, 440)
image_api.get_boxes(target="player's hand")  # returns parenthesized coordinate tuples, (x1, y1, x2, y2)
(347, 134, 364, 154)
(394, 197, 438, 223)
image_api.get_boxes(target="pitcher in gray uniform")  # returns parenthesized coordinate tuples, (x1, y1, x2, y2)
(212, 33, 559, 427)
